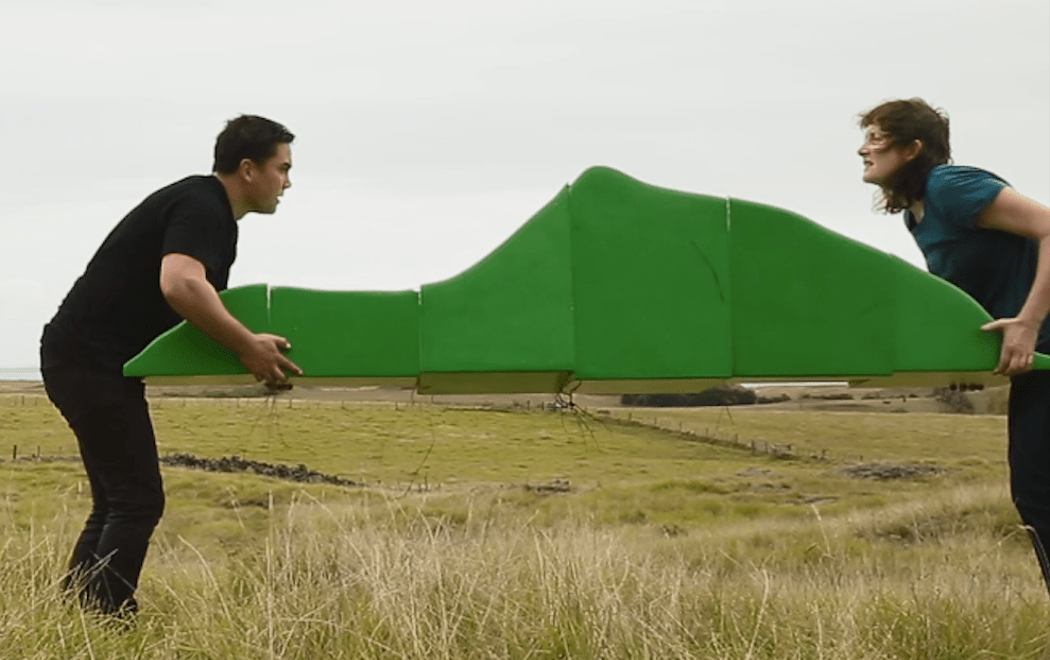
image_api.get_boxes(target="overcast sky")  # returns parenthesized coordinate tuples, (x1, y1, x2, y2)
(2, 0, 1048, 369)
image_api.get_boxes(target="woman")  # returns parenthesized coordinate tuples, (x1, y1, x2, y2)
(858, 98, 1050, 593)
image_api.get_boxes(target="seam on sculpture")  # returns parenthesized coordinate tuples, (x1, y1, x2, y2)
(691, 240, 725, 305)
(265, 284, 273, 330)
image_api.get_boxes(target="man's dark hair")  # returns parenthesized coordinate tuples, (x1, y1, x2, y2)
(858, 98, 951, 214)
(213, 115, 295, 174)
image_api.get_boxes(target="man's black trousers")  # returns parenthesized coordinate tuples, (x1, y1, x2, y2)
(42, 364, 165, 615)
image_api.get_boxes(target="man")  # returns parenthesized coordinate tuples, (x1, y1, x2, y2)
(40, 115, 303, 616)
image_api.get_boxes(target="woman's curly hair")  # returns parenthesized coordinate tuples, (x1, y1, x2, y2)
(859, 98, 952, 213)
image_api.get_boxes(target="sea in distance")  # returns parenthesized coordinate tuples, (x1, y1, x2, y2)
(0, 367, 42, 382)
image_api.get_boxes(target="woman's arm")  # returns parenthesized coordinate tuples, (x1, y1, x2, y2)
(977, 188, 1050, 375)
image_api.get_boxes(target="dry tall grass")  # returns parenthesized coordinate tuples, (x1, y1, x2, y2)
(2, 484, 1048, 659)
(1, 396, 1048, 658)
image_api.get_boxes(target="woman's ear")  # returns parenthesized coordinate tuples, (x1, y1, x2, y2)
(904, 139, 924, 163)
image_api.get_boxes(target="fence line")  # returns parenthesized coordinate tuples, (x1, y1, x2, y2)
(4, 392, 848, 463)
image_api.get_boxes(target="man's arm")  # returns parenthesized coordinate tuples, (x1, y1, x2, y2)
(977, 187, 1050, 376)
(159, 253, 302, 384)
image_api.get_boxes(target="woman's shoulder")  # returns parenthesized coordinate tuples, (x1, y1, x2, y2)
(927, 164, 1009, 193)
(924, 165, 1010, 227)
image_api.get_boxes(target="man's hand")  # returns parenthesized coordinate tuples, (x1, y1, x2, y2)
(982, 317, 1039, 376)
(238, 333, 303, 385)
(160, 254, 304, 385)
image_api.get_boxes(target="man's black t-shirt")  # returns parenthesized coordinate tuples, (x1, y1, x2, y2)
(42, 175, 237, 374)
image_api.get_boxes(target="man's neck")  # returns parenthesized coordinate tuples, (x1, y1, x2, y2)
(213, 172, 249, 220)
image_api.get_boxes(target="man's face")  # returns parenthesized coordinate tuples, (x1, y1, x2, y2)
(248, 142, 292, 214)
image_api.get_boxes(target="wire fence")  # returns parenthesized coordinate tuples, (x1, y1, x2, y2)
(1, 391, 829, 464)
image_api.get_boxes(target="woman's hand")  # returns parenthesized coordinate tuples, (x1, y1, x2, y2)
(982, 317, 1040, 376)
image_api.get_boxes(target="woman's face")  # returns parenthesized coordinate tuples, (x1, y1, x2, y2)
(858, 125, 912, 187)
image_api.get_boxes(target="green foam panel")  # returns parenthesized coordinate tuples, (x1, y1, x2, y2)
(124, 167, 1048, 391)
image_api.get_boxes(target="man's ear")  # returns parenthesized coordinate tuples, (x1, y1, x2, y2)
(238, 157, 256, 181)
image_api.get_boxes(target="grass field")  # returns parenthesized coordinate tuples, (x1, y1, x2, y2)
(1, 389, 1047, 659)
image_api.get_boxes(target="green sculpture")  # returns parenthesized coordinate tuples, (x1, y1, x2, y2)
(124, 166, 1050, 392)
